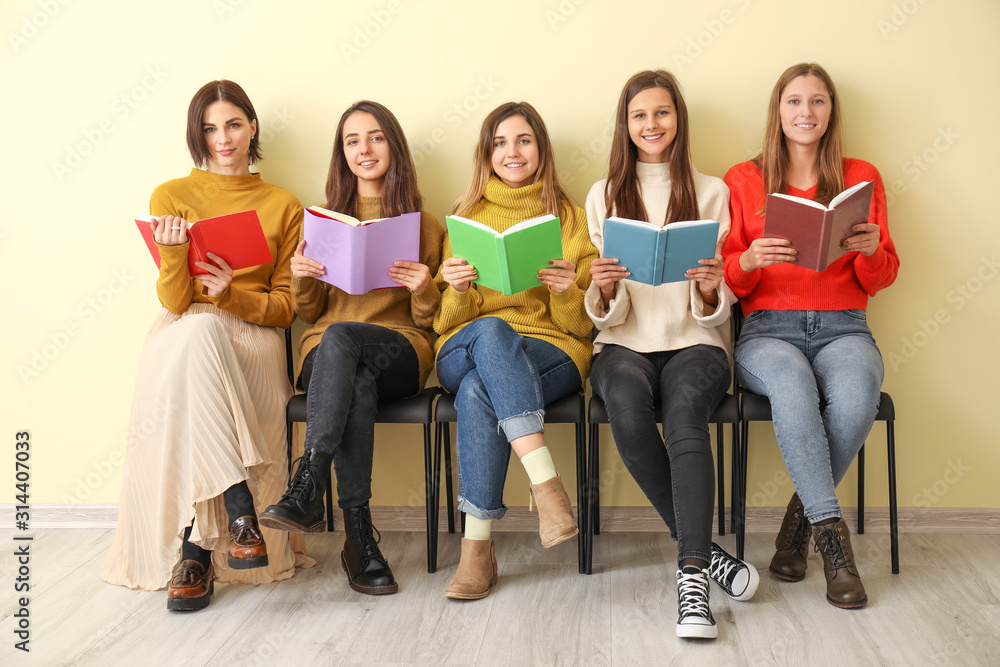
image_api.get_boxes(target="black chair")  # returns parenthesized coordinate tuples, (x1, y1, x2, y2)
(584, 393, 741, 575)
(282, 330, 446, 573)
(728, 306, 900, 574)
(434, 392, 589, 574)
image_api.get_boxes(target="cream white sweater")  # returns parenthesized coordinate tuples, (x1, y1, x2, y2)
(584, 161, 735, 355)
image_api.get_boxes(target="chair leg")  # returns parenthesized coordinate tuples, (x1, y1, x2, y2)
(887, 421, 899, 574)
(857, 445, 866, 534)
(325, 475, 335, 532)
(424, 424, 441, 574)
(589, 423, 601, 538)
(423, 420, 435, 574)
(575, 422, 586, 575)
(716, 423, 725, 537)
(443, 423, 455, 534)
(736, 420, 749, 561)
(286, 420, 295, 483)
(586, 422, 599, 575)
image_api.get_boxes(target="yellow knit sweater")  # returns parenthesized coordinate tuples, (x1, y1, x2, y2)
(150, 168, 303, 328)
(434, 177, 597, 382)
(292, 196, 444, 389)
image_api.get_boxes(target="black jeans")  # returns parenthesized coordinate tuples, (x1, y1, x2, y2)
(591, 344, 730, 565)
(300, 322, 420, 509)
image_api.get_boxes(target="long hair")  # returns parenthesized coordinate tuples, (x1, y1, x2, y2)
(758, 63, 844, 206)
(324, 101, 423, 218)
(452, 101, 577, 231)
(604, 70, 699, 224)
(186, 80, 261, 167)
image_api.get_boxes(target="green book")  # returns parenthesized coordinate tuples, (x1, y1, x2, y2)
(446, 214, 563, 296)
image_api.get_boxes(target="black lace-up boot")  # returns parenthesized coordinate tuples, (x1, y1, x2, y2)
(341, 504, 398, 595)
(259, 451, 331, 533)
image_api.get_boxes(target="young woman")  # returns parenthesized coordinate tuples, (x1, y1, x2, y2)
(723, 63, 899, 609)
(435, 101, 597, 600)
(102, 80, 312, 610)
(259, 101, 443, 596)
(585, 70, 758, 640)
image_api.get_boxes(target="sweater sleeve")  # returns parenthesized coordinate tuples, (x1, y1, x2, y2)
(722, 164, 764, 298)
(433, 232, 484, 334)
(410, 212, 444, 331)
(693, 178, 734, 328)
(206, 203, 302, 328)
(583, 181, 633, 329)
(549, 205, 596, 337)
(852, 168, 899, 296)
(149, 193, 195, 314)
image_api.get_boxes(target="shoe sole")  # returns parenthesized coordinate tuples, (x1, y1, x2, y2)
(167, 582, 213, 611)
(541, 526, 579, 549)
(258, 513, 326, 534)
(725, 564, 761, 602)
(676, 624, 718, 639)
(341, 552, 399, 595)
(769, 566, 806, 582)
(444, 577, 498, 600)
(228, 554, 269, 570)
(827, 594, 868, 609)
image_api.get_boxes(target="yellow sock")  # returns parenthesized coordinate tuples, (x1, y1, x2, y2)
(520, 446, 557, 486)
(464, 515, 492, 541)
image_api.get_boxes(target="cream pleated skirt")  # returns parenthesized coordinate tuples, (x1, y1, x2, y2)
(102, 303, 314, 590)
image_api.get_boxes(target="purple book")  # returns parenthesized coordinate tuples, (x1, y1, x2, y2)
(302, 209, 421, 295)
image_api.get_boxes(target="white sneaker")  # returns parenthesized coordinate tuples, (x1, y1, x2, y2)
(675, 567, 718, 639)
(709, 542, 759, 601)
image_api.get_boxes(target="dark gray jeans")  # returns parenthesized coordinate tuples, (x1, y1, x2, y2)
(591, 344, 729, 565)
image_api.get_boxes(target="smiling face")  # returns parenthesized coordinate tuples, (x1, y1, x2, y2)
(627, 86, 678, 164)
(342, 111, 391, 196)
(490, 114, 540, 188)
(779, 74, 832, 152)
(202, 101, 256, 175)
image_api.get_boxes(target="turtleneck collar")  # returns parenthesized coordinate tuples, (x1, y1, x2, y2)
(635, 160, 672, 186)
(188, 167, 263, 190)
(356, 195, 384, 222)
(481, 175, 547, 220)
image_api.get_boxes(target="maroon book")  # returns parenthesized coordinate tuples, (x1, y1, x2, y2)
(136, 209, 273, 275)
(763, 181, 874, 271)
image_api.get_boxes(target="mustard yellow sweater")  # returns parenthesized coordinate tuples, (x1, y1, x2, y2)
(150, 168, 303, 328)
(293, 197, 445, 388)
(434, 177, 597, 382)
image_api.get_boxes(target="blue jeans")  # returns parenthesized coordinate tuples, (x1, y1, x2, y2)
(436, 317, 583, 520)
(735, 310, 884, 523)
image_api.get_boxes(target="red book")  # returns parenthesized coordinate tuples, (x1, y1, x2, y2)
(763, 181, 873, 271)
(135, 209, 272, 275)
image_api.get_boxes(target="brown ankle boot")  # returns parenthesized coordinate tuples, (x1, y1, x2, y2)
(445, 538, 498, 600)
(529, 474, 579, 548)
(769, 493, 810, 581)
(812, 519, 868, 609)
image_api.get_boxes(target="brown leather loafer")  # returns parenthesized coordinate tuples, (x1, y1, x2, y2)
(167, 559, 213, 611)
(228, 515, 269, 569)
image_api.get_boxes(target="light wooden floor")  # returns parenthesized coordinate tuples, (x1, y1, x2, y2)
(1, 528, 998, 666)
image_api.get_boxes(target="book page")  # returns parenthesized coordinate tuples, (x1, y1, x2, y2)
(829, 180, 872, 208)
(770, 193, 828, 211)
(503, 213, 558, 236)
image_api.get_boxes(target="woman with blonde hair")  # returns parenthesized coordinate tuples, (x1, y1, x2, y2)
(723, 63, 899, 609)
(435, 101, 597, 600)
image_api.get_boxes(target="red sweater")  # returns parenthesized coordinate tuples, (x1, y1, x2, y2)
(722, 159, 898, 314)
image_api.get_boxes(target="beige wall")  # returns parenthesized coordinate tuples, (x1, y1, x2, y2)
(3, 0, 998, 513)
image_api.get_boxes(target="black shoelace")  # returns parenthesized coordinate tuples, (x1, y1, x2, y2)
(815, 528, 850, 571)
(350, 510, 387, 567)
(281, 456, 317, 503)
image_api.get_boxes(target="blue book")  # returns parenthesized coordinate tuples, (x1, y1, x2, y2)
(602, 217, 720, 286)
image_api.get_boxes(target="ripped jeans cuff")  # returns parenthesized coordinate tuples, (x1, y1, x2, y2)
(498, 409, 546, 442)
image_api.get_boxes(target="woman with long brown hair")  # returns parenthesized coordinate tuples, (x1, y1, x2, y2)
(586, 70, 757, 639)
(259, 101, 443, 596)
(435, 101, 596, 600)
(723, 63, 899, 609)
(102, 80, 312, 610)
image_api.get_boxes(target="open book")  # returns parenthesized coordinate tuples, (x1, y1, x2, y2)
(303, 207, 420, 295)
(135, 209, 272, 275)
(763, 181, 874, 271)
(446, 214, 562, 296)
(602, 217, 720, 286)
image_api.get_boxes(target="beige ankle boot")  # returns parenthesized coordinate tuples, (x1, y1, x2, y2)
(529, 474, 579, 548)
(444, 538, 498, 600)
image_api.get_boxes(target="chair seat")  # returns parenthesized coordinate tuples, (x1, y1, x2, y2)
(741, 391, 894, 421)
(434, 391, 585, 423)
(287, 389, 438, 424)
